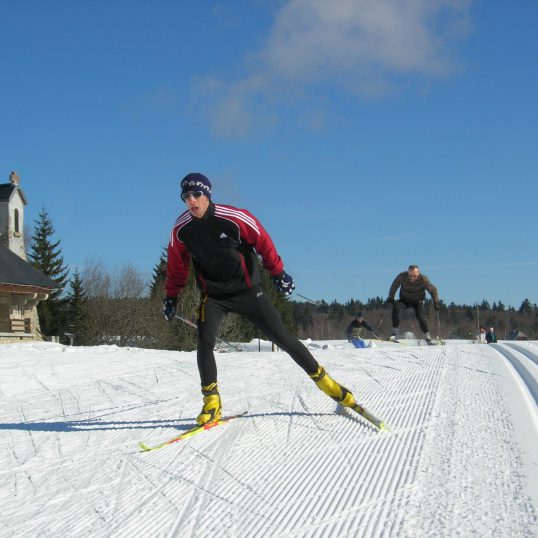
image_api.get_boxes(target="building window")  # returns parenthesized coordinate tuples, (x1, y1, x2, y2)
(14, 209, 20, 233)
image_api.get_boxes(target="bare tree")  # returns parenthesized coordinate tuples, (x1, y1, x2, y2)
(78, 261, 150, 346)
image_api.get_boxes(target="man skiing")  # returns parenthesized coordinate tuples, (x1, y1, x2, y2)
(163, 173, 359, 425)
(386, 265, 439, 345)
(345, 313, 375, 342)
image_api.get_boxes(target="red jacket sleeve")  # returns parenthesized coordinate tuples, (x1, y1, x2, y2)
(165, 224, 191, 297)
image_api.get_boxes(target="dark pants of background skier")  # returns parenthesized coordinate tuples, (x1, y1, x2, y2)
(392, 299, 429, 334)
(196, 287, 319, 386)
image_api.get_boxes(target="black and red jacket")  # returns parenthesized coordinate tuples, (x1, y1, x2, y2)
(166, 202, 284, 297)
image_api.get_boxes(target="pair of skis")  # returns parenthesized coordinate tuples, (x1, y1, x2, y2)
(383, 336, 444, 346)
(138, 404, 386, 452)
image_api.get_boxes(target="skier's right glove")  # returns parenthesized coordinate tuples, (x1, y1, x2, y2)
(272, 271, 295, 297)
(386, 297, 395, 305)
(163, 296, 177, 321)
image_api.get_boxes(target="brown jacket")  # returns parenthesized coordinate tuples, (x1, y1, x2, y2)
(389, 272, 439, 304)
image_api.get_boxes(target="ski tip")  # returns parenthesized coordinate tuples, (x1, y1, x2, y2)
(138, 442, 152, 452)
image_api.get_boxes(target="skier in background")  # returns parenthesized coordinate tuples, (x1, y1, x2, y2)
(386, 264, 440, 345)
(346, 313, 375, 342)
(486, 327, 497, 343)
(163, 172, 361, 425)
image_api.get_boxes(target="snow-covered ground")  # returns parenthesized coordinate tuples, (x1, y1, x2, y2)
(1, 339, 537, 537)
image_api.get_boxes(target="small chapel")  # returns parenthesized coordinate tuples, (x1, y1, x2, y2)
(0, 171, 56, 343)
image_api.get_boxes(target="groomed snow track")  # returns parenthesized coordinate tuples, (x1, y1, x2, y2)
(0, 342, 536, 537)
(491, 342, 538, 404)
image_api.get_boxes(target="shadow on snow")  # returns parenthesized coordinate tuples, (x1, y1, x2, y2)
(0, 410, 339, 433)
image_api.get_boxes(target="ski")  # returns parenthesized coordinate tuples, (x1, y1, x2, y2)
(350, 403, 387, 430)
(139, 413, 246, 452)
(419, 338, 445, 346)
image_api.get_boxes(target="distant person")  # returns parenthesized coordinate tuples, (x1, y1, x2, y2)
(478, 327, 487, 344)
(164, 172, 361, 425)
(386, 265, 439, 345)
(486, 327, 497, 344)
(346, 313, 375, 342)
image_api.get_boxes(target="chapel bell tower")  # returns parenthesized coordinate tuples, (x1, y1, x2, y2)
(0, 171, 28, 260)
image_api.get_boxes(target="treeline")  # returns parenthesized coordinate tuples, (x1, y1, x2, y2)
(291, 297, 538, 341)
(28, 209, 537, 347)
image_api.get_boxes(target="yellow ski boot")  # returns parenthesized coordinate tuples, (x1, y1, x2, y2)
(309, 365, 356, 407)
(196, 382, 222, 425)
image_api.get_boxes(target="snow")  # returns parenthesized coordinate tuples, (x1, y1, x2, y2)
(1, 339, 537, 537)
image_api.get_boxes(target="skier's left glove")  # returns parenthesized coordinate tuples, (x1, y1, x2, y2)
(272, 271, 295, 297)
(163, 296, 177, 321)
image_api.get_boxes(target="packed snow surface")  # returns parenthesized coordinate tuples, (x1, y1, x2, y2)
(1, 339, 537, 537)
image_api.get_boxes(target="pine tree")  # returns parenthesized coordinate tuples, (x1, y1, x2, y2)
(65, 269, 87, 345)
(519, 298, 534, 314)
(149, 247, 167, 299)
(28, 208, 69, 336)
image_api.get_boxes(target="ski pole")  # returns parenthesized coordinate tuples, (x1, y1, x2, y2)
(436, 310, 444, 344)
(174, 315, 243, 352)
(376, 313, 385, 330)
(296, 293, 321, 305)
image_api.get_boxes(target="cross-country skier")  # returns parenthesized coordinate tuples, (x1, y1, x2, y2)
(163, 173, 359, 425)
(345, 313, 374, 342)
(386, 265, 439, 345)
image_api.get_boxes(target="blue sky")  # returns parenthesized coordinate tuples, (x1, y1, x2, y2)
(2, 1, 537, 308)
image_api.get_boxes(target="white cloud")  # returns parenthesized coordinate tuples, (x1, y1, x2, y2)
(195, 0, 473, 138)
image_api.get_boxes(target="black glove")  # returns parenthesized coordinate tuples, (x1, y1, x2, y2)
(163, 296, 177, 321)
(434, 302, 440, 311)
(272, 271, 295, 297)
(386, 297, 395, 305)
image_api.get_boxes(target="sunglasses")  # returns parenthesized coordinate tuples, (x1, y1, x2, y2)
(181, 191, 204, 201)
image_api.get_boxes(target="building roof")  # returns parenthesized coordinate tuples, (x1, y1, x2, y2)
(0, 183, 15, 201)
(0, 182, 27, 204)
(0, 243, 58, 289)
(508, 329, 529, 340)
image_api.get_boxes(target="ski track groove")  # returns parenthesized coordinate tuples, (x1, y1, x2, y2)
(177, 427, 240, 538)
(492, 343, 538, 405)
(505, 342, 538, 366)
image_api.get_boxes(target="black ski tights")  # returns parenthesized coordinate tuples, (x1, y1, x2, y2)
(392, 299, 429, 334)
(196, 287, 319, 386)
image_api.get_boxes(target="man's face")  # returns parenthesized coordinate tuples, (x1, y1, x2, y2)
(183, 192, 210, 218)
(408, 267, 420, 281)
